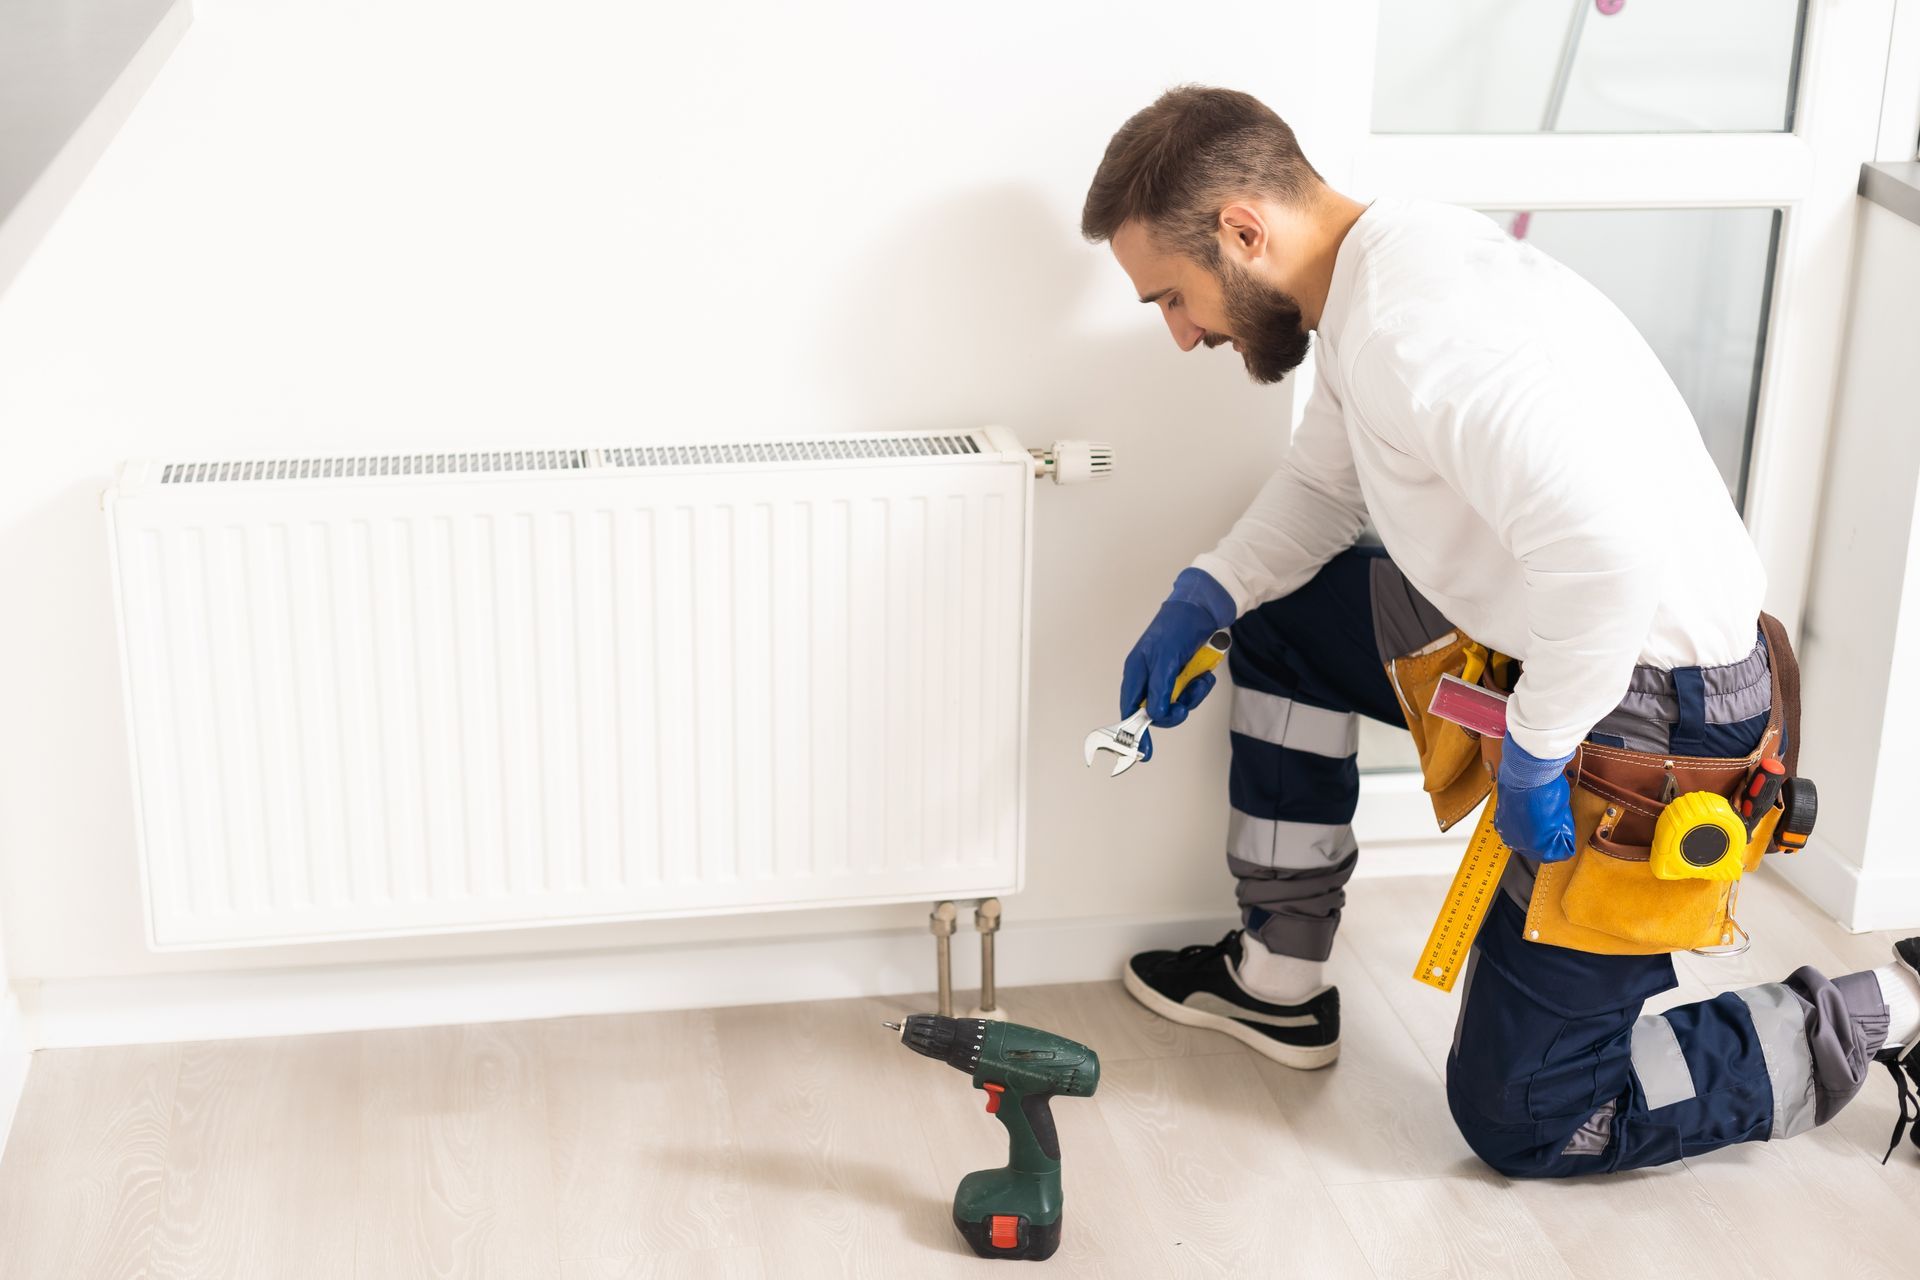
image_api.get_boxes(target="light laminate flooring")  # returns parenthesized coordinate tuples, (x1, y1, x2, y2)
(3, 868, 1917, 1279)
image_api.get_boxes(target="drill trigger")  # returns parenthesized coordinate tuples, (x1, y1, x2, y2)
(981, 1081, 1005, 1114)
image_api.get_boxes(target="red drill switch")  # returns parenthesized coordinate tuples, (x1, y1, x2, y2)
(981, 1081, 1005, 1114)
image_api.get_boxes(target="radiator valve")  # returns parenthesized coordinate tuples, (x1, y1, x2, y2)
(1029, 440, 1114, 485)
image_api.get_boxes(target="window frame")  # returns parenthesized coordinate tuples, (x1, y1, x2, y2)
(1298, 1, 1915, 858)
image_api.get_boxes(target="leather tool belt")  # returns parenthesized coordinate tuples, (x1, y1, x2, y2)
(1388, 613, 1803, 956)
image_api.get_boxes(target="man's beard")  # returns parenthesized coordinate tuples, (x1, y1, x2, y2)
(1206, 261, 1312, 384)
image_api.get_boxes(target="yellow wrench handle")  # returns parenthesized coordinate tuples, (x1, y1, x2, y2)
(1148, 629, 1233, 710)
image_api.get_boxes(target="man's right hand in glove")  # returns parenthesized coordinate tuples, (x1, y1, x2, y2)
(1119, 568, 1236, 762)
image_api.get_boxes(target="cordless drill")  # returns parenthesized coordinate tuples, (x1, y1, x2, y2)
(884, 1014, 1100, 1261)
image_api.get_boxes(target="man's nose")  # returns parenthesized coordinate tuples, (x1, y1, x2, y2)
(1164, 310, 1205, 352)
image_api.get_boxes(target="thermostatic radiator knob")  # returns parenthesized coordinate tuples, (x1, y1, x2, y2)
(1028, 440, 1114, 485)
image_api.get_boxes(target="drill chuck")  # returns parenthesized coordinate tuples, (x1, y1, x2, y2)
(894, 1013, 988, 1074)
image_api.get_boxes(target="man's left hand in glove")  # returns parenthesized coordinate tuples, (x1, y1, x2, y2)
(1493, 732, 1577, 862)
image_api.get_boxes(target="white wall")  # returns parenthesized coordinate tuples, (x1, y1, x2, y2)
(0, 913, 22, 1147)
(0, 2, 1321, 999)
(1786, 197, 1920, 929)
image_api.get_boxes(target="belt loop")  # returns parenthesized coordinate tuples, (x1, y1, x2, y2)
(1669, 667, 1709, 756)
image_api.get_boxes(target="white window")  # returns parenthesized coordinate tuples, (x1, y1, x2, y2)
(1329, 0, 1919, 860)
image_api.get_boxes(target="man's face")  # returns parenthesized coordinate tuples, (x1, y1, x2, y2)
(1111, 220, 1312, 384)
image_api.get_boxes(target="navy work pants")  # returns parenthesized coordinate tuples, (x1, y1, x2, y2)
(1223, 545, 1890, 1176)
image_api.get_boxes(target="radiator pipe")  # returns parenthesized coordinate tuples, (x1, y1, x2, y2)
(969, 898, 1006, 1020)
(929, 900, 958, 1016)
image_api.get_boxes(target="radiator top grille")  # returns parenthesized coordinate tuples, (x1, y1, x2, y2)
(156, 435, 983, 485)
(160, 451, 588, 485)
(601, 436, 980, 468)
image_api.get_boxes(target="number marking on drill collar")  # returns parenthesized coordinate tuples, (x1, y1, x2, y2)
(1413, 798, 1510, 993)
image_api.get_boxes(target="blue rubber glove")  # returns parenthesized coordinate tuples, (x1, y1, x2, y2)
(1493, 732, 1577, 862)
(1119, 568, 1236, 762)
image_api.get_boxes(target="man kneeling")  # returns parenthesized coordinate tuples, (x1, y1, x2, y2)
(1082, 85, 1920, 1176)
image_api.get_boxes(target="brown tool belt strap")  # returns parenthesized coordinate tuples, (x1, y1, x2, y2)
(1757, 611, 1801, 774)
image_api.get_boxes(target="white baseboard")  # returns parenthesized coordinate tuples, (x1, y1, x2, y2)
(1771, 838, 1920, 933)
(22, 910, 1247, 1050)
(0, 990, 29, 1162)
(11, 840, 1889, 1056)
(21, 846, 1468, 1052)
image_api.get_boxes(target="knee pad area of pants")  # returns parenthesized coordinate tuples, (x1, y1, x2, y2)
(1445, 1043, 1535, 1133)
(1445, 1064, 1609, 1180)
(1448, 962, 1621, 1130)
(1445, 1067, 1552, 1178)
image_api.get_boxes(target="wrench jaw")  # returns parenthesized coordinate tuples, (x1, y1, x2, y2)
(1081, 729, 1126, 773)
(1082, 732, 1141, 776)
(1083, 634, 1227, 778)
(1082, 711, 1151, 776)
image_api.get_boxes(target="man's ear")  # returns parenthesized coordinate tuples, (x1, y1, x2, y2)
(1218, 202, 1267, 263)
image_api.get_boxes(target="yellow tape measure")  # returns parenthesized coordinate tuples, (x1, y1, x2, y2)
(1412, 791, 1509, 993)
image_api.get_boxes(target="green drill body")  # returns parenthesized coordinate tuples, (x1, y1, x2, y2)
(889, 1014, 1100, 1261)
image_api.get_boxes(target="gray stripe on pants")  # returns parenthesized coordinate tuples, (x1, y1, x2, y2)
(1589, 634, 1770, 749)
(1498, 844, 1541, 909)
(1803, 968, 1891, 1126)
(1368, 557, 1456, 665)
(1609, 636, 1772, 725)
(1736, 982, 1819, 1139)
(1629, 1014, 1696, 1110)
(1228, 811, 1358, 869)
(1230, 851, 1359, 962)
(1587, 707, 1672, 754)
(1229, 687, 1360, 758)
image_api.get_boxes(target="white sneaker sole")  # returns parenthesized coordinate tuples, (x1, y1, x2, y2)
(1122, 963, 1341, 1070)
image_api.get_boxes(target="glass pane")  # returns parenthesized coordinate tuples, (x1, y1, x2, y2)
(1487, 207, 1778, 504)
(1354, 205, 1779, 774)
(1373, 0, 1807, 134)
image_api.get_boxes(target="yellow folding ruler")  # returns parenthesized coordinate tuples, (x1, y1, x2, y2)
(1412, 790, 1509, 993)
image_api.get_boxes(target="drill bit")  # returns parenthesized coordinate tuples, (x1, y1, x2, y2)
(881, 1020, 902, 1031)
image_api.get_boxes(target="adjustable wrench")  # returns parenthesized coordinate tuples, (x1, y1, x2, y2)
(1083, 630, 1232, 776)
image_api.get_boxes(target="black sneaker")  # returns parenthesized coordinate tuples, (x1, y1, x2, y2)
(1875, 936, 1920, 1163)
(1122, 930, 1339, 1069)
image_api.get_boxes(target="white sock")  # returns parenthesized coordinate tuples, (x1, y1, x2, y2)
(1235, 932, 1325, 1004)
(1875, 961, 1920, 1054)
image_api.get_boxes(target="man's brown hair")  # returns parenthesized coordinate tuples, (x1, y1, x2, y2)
(1081, 85, 1322, 262)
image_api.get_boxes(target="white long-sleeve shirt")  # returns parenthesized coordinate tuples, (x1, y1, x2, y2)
(1192, 197, 1765, 760)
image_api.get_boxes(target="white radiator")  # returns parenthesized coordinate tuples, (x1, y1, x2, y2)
(105, 429, 1032, 948)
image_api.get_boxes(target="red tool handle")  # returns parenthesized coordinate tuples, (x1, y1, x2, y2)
(1740, 757, 1786, 834)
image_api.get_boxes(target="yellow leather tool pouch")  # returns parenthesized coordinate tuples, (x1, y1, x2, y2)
(1385, 632, 1494, 832)
(1523, 612, 1801, 956)
(1524, 779, 1781, 955)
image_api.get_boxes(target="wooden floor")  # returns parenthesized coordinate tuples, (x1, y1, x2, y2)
(3, 868, 1917, 1279)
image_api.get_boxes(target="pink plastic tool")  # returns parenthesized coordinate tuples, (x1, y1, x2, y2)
(1427, 673, 1510, 738)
